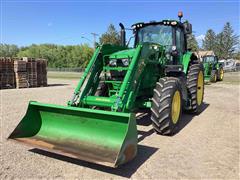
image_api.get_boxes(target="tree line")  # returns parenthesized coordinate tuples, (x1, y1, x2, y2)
(0, 43, 94, 68)
(202, 22, 239, 59)
(0, 21, 239, 68)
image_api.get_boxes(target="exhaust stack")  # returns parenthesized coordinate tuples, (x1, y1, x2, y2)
(119, 23, 126, 47)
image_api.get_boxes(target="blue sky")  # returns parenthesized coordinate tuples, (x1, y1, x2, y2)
(1, 0, 239, 47)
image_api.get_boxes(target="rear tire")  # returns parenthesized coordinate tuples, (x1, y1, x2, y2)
(210, 70, 217, 82)
(186, 63, 204, 113)
(151, 77, 182, 135)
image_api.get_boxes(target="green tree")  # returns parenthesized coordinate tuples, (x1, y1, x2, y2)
(16, 44, 94, 68)
(233, 51, 240, 60)
(218, 22, 239, 59)
(0, 44, 19, 57)
(187, 34, 199, 52)
(99, 24, 121, 45)
(202, 29, 216, 51)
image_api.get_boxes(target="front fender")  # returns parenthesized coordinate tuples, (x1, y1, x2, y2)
(182, 52, 196, 74)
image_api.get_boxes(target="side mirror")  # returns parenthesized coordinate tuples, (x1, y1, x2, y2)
(183, 22, 192, 34)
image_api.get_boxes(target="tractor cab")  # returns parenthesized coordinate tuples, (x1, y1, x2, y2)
(131, 14, 192, 66)
(202, 55, 218, 64)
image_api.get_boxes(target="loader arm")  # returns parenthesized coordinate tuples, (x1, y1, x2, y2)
(67, 44, 144, 112)
(68, 44, 127, 108)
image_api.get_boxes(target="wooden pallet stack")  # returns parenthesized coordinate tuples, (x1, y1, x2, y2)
(14, 59, 28, 88)
(36, 59, 48, 87)
(0, 57, 15, 89)
(26, 59, 38, 88)
(0, 57, 48, 89)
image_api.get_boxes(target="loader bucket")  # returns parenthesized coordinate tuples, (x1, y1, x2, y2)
(8, 101, 137, 167)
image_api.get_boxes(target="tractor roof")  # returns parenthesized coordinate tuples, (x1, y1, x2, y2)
(131, 20, 183, 30)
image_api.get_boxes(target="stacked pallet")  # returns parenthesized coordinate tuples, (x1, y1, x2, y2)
(14, 60, 28, 88)
(26, 59, 38, 87)
(0, 57, 48, 89)
(0, 57, 15, 89)
(36, 59, 48, 87)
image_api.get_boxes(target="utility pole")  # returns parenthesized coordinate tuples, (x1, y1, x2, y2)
(91, 32, 99, 49)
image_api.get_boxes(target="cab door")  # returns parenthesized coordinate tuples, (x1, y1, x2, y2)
(175, 27, 185, 64)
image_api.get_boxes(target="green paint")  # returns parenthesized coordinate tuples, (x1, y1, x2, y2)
(109, 49, 136, 59)
(202, 55, 222, 81)
(9, 19, 200, 168)
(182, 52, 192, 74)
(8, 101, 137, 167)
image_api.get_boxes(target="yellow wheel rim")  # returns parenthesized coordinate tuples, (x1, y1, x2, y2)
(171, 90, 181, 124)
(220, 69, 224, 80)
(197, 71, 204, 106)
(214, 74, 217, 82)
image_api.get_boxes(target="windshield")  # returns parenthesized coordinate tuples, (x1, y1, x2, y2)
(203, 56, 216, 63)
(137, 25, 173, 47)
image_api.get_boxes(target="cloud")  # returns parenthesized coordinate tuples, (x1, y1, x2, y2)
(47, 22, 53, 27)
(196, 34, 205, 47)
(196, 34, 205, 41)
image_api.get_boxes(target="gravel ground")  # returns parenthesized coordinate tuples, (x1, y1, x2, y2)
(1, 72, 239, 179)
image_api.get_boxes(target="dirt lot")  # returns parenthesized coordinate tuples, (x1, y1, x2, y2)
(1, 72, 239, 179)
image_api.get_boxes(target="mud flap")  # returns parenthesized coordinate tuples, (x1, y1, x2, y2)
(8, 101, 137, 167)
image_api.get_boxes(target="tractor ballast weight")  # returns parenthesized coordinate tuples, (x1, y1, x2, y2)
(9, 13, 204, 167)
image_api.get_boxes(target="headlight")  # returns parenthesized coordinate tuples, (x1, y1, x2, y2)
(121, 58, 129, 66)
(109, 59, 117, 66)
(172, 45, 177, 51)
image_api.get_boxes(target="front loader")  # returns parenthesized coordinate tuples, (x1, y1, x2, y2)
(8, 12, 204, 168)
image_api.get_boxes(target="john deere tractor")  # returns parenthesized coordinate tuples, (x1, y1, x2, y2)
(202, 55, 224, 82)
(9, 12, 204, 168)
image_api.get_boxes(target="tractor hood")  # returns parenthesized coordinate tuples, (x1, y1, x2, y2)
(109, 48, 136, 59)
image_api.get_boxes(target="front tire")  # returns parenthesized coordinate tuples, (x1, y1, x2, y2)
(151, 77, 182, 135)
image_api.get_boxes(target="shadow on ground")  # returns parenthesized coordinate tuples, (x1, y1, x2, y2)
(175, 102, 209, 134)
(29, 103, 209, 178)
(30, 144, 158, 178)
(136, 102, 209, 141)
(46, 83, 69, 87)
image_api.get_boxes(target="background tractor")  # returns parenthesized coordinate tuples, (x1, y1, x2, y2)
(9, 12, 204, 168)
(202, 55, 224, 82)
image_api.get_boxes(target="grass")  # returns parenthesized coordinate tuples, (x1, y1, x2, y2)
(47, 71, 239, 86)
(47, 71, 83, 79)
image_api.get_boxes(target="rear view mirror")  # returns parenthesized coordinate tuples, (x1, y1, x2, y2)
(183, 22, 192, 34)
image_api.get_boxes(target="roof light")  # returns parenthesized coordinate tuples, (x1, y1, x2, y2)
(171, 21, 177, 25)
(178, 11, 183, 19)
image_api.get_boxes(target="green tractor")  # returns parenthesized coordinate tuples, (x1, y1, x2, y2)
(9, 12, 204, 168)
(202, 55, 224, 82)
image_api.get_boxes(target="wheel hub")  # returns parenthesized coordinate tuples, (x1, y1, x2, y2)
(171, 90, 181, 124)
(197, 71, 204, 105)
